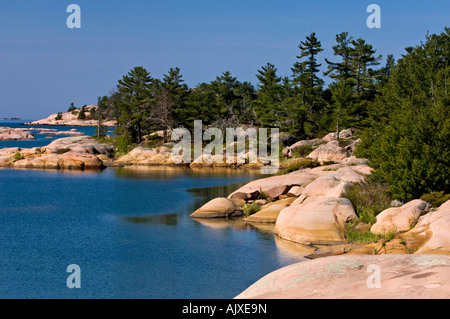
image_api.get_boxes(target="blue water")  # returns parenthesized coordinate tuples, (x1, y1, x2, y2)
(0, 120, 113, 149)
(0, 166, 307, 299)
(0, 122, 307, 299)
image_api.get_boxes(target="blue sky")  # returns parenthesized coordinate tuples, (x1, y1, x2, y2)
(1, 0, 449, 119)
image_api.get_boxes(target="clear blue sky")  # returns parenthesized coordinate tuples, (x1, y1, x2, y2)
(1, 0, 449, 119)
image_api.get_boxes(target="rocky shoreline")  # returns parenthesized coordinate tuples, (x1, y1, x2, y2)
(191, 163, 450, 299)
(1, 127, 449, 298)
(24, 105, 116, 127)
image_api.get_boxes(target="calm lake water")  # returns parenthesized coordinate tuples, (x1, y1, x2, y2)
(0, 122, 307, 299)
(0, 120, 113, 149)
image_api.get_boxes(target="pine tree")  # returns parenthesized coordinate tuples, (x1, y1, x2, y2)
(253, 63, 285, 127)
(289, 32, 325, 136)
(163, 67, 188, 127)
(356, 28, 450, 200)
(116, 66, 154, 143)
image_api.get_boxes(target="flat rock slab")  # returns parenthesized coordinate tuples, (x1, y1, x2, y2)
(235, 254, 450, 299)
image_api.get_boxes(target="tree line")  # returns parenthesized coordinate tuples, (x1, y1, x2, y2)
(95, 28, 449, 201)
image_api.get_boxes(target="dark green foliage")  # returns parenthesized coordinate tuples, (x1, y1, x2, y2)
(342, 181, 392, 219)
(56, 148, 71, 155)
(116, 66, 155, 144)
(243, 203, 261, 217)
(253, 63, 285, 127)
(287, 32, 326, 137)
(278, 159, 320, 175)
(67, 103, 76, 112)
(13, 151, 24, 161)
(77, 106, 86, 120)
(87, 28, 447, 205)
(420, 191, 450, 208)
(55, 112, 63, 121)
(356, 28, 450, 201)
(115, 130, 133, 154)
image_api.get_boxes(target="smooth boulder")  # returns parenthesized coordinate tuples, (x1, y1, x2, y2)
(402, 200, 450, 254)
(371, 199, 430, 235)
(275, 197, 357, 245)
(235, 254, 450, 299)
(190, 197, 242, 218)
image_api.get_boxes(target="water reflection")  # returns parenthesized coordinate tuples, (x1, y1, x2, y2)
(122, 213, 179, 226)
(274, 235, 316, 258)
(187, 182, 250, 213)
(113, 165, 263, 180)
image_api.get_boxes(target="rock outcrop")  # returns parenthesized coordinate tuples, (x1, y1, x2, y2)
(115, 146, 175, 165)
(26, 105, 116, 127)
(275, 197, 357, 245)
(243, 198, 297, 223)
(307, 140, 351, 163)
(44, 136, 113, 157)
(401, 200, 450, 254)
(235, 254, 450, 299)
(190, 198, 244, 218)
(13, 152, 105, 170)
(0, 136, 110, 170)
(371, 199, 430, 235)
(0, 127, 35, 140)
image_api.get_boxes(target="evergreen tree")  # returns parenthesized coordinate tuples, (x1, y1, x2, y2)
(116, 66, 154, 143)
(67, 102, 76, 112)
(163, 67, 189, 127)
(253, 63, 285, 127)
(356, 28, 450, 200)
(289, 32, 325, 136)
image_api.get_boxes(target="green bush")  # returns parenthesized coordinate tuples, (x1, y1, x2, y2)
(56, 148, 71, 155)
(420, 191, 450, 208)
(243, 203, 261, 217)
(77, 106, 86, 120)
(278, 159, 320, 175)
(346, 220, 396, 244)
(343, 181, 391, 219)
(55, 112, 63, 121)
(292, 144, 315, 158)
(13, 151, 24, 161)
(116, 131, 133, 154)
(257, 188, 268, 200)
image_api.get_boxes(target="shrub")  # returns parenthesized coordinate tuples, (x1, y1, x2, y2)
(243, 203, 261, 217)
(278, 159, 320, 175)
(292, 144, 315, 158)
(346, 220, 396, 244)
(56, 148, 71, 155)
(420, 191, 450, 208)
(13, 151, 24, 161)
(343, 181, 391, 219)
(77, 106, 86, 120)
(257, 188, 268, 200)
(115, 131, 133, 154)
(55, 112, 63, 121)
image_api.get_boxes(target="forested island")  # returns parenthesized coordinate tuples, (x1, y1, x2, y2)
(73, 28, 448, 203)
